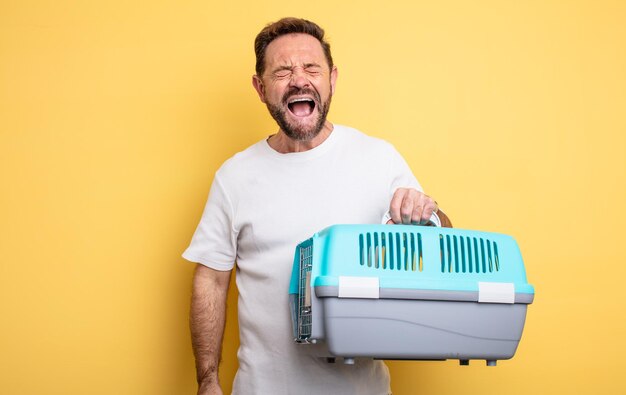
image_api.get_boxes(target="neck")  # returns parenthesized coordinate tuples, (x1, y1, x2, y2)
(268, 121, 334, 153)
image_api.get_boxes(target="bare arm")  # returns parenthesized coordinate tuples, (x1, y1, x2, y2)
(190, 264, 232, 395)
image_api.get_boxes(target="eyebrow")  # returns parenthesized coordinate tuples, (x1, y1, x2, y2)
(271, 63, 323, 73)
(272, 65, 293, 73)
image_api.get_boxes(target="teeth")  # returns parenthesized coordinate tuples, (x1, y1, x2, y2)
(288, 98, 314, 104)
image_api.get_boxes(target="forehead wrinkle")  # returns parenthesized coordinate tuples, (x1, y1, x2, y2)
(264, 34, 328, 72)
(272, 54, 313, 69)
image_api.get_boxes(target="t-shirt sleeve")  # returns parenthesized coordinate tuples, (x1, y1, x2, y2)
(381, 144, 424, 223)
(388, 144, 423, 194)
(182, 174, 237, 271)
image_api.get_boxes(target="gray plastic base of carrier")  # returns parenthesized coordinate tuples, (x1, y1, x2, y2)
(317, 297, 527, 362)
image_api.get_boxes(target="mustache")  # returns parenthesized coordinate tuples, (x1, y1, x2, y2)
(281, 87, 321, 105)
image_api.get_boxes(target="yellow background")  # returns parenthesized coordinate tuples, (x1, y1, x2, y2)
(1, 0, 625, 394)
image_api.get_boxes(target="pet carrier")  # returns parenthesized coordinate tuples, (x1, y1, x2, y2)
(288, 224, 534, 366)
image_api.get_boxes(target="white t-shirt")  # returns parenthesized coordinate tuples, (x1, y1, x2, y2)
(183, 125, 421, 395)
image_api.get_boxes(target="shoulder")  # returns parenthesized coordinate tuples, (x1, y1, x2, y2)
(334, 124, 400, 156)
(215, 139, 269, 179)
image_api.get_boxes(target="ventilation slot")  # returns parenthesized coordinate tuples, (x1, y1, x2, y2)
(440, 235, 501, 273)
(359, 232, 422, 271)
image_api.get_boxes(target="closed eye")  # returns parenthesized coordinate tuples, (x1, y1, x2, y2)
(274, 70, 291, 79)
(305, 68, 322, 76)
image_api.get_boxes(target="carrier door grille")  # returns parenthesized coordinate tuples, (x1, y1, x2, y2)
(359, 232, 423, 272)
(297, 244, 313, 340)
(440, 235, 500, 273)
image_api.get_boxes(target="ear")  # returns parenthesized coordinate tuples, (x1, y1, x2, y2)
(252, 75, 266, 103)
(330, 66, 338, 96)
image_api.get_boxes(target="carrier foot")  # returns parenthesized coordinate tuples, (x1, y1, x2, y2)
(460, 360, 469, 366)
(343, 358, 355, 365)
(486, 360, 497, 366)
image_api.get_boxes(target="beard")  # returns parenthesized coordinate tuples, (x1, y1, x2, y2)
(266, 86, 332, 141)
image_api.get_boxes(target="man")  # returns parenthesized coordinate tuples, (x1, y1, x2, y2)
(183, 17, 452, 395)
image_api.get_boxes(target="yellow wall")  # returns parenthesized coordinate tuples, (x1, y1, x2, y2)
(1, 1, 625, 394)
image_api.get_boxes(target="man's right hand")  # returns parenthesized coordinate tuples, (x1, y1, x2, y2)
(198, 380, 223, 395)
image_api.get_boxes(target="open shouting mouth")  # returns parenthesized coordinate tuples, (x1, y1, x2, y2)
(287, 97, 316, 117)
(283, 87, 321, 119)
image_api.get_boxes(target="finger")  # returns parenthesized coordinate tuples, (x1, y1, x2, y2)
(420, 197, 438, 224)
(411, 200, 424, 224)
(412, 192, 433, 224)
(389, 188, 408, 224)
(400, 189, 418, 224)
(421, 206, 434, 224)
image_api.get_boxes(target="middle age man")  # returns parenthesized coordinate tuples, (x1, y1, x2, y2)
(185, 17, 452, 395)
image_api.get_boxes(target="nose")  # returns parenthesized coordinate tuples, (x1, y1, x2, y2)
(289, 67, 309, 89)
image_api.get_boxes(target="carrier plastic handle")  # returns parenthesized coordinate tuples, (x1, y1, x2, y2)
(427, 212, 442, 227)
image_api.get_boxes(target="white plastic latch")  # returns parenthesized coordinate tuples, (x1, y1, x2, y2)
(478, 282, 515, 304)
(338, 276, 380, 299)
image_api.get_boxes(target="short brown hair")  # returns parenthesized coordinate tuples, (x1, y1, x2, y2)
(254, 17, 334, 76)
